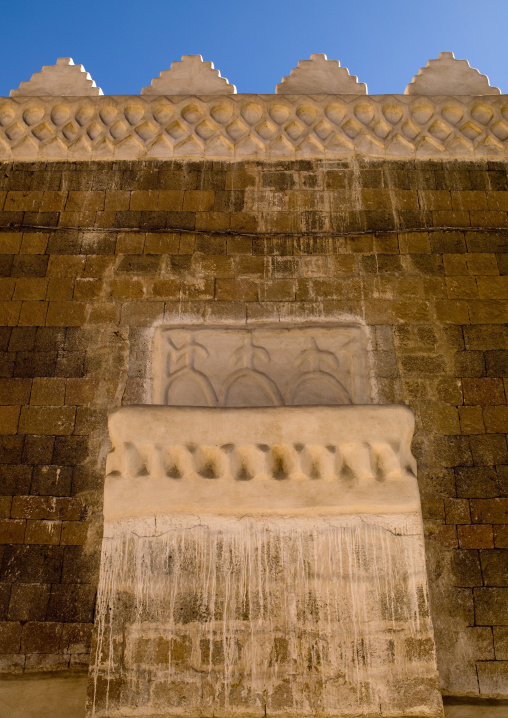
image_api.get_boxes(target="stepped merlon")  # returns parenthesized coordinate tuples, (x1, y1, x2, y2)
(405, 51, 500, 95)
(141, 55, 236, 95)
(276, 53, 367, 94)
(10, 57, 103, 97)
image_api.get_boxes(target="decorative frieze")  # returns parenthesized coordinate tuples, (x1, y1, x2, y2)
(104, 405, 418, 519)
(1, 92, 508, 160)
(153, 326, 371, 407)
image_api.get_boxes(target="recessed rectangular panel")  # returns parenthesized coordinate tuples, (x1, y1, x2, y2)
(152, 326, 372, 406)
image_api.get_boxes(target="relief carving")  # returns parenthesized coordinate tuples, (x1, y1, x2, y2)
(153, 326, 371, 407)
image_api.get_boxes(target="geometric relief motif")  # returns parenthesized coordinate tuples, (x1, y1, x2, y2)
(153, 326, 372, 406)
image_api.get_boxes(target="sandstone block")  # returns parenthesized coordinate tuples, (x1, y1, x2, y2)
(471, 499, 508, 524)
(215, 279, 259, 302)
(444, 498, 471, 525)
(0, 622, 21, 654)
(46, 278, 74, 301)
(30, 377, 66, 406)
(458, 524, 494, 549)
(493, 627, 508, 659)
(477, 661, 508, 697)
(450, 549, 483, 587)
(119, 302, 164, 326)
(455, 466, 501, 498)
(466, 254, 499, 275)
(30, 466, 73, 496)
(0, 520, 25, 544)
(46, 584, 95, 623)
(480, 550, 508, 586)
(475, 587, 508, 625)
(21, 622, 62, 653)
(483, 406, 508, 433)
(45, 302, 86, 327)
(0, 234, 21, 254)
(20, 233, 49, 254)
(109, 279, 145, 300)
(18, 406, 75, 435)
(445, 276, 478, 299)
(24, 520, 62, 545)
(61, 623, 92, 654)
(11, 497, 81, 522)
(458, 406, 485, 434)
(0, 406, 20, 435)
(73, 278, 103, 300)
(0, 379, 31, 406)
(477, 276, 508, 299)
(47, 256, 85, 278)
(462, 378, 506, 405)
(8, 583, 50, 622)
(469, 434, 508, 466)
(60, 521, 88, 546)
(18, 301, 48, 327)
(65, 191, 105, 212)
(151, 280, 180, 300)
(494, 526, 508, 548)
(144, 233, 179, 255)
(0, 545, 63, 583)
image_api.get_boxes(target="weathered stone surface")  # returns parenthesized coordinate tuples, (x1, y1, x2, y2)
(90, 405, 442, 717)
(0, 157, 506, 706)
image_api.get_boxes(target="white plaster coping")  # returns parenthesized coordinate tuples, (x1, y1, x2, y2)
(1, 93, 508, 160)
(104, 405, 419, 521)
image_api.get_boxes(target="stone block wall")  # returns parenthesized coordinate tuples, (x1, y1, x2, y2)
(0, 157, 507, 698)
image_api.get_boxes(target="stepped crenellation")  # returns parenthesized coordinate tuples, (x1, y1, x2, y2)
(7, 52, 501, 97)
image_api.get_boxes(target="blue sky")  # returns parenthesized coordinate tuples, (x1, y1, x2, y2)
(1, 0, 506, 96)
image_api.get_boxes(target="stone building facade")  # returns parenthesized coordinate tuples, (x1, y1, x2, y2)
(0, 52, 507, 712)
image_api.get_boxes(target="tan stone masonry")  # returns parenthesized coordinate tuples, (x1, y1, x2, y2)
(0, 157, 506, 705)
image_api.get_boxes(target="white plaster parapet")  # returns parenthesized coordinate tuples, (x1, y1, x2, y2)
(1, 93, 508, 161)
(104, 405, 419, 520)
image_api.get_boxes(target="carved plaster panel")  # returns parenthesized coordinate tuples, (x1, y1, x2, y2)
(104, 405, 418, 520)
(2, 94, 508, 160)
(152, 326, 371, 407)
